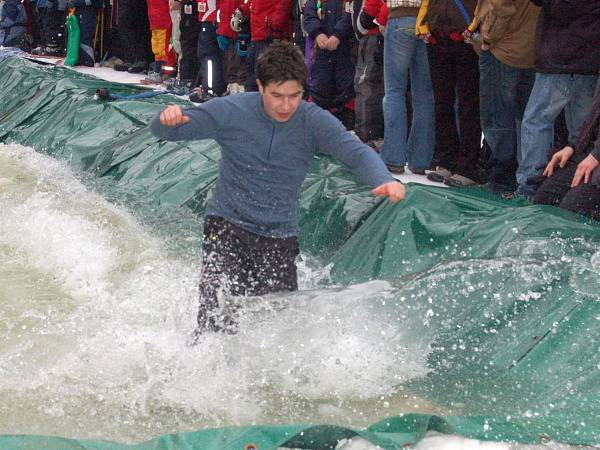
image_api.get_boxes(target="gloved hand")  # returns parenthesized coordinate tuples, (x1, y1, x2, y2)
(216, 35, 232, 52)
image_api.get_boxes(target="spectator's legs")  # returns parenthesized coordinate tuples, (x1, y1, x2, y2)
(479, 50, 534, 192)
(533, 150, 600, 220)
(117, 0, 153, 66)
(244, 40, 269, 92)
(178, 1, 200, 84)
(518, 73, 597, 197)
(453, 41, 482, 181)
(380, 16, 433, 171)
(406, 32, 434, 171)
(197, 21, 225, 95)
(564, 75, 599, 144)
(353, 34, 384, 143)
(76, 7, 97, 66)
(310, 46, 336, 108)
(46, 2, 66, 51)
(223, 45, 246, 88)
(428, 40, 459, 173)
(332, 43, 355, 108)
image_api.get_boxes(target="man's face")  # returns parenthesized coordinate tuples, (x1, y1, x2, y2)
(257, 79, 304, 122)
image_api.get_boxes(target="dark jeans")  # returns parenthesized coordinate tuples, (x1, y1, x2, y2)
(244, 40, 270, 92)
(310, 43, 355, 110)
(428, 39, 481, 181)
(224, 44, 246, 85)
(197, 216, 299, 332)
(76, 7, 98, 66)
(479, 50, 534, 190)
(115, 0, 152, 64)
(35, 4, 65, 48)
(178, 2, 200, 83)
(532, 150, 600, 221)
(197, 22, 225, 95)
(353, 34, 384, 142)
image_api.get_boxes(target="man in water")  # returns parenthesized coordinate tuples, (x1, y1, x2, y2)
(150, 41, 405, 337)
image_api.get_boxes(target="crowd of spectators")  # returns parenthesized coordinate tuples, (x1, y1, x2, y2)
(1, 0, 599, 220)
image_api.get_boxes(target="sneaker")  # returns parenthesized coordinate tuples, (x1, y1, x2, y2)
(44, 44, 63, 57)
(145, 70, 163, 84)
(30, 45, 45, 55)
(227, 82, 244, 95)
(427, 166, 452, 183)
(444, 173, 479, 188)
(386, 163, 405, 175)
(167, 79, 193, 96)
(409, 168, 427, 175)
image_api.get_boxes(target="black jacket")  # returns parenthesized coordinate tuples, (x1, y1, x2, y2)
(531, 0, 600, 74)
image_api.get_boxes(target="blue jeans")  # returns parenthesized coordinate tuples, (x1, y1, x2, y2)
(380, 16, 434, 170)
(479, 50, 534, 190)
(517, 73, 598, 196)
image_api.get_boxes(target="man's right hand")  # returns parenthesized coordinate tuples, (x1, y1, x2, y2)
(543, 145, 574, 178)
(160, 105, 190, 127)
(315, 33, 329, 49)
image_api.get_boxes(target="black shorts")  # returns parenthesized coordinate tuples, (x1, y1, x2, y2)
(197, 215, 299, 329)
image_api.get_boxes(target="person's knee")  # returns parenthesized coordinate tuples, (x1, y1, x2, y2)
(559, 188, 600, 220)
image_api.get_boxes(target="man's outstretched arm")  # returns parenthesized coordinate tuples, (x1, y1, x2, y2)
(149, 103, 225, 142)
(311, 107, 406, 203)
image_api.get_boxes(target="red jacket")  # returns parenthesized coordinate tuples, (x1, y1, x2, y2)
(147, 0, 172, 30)
(198, 0, 219, 22)
(239, 0, 292, 42)
(217, 0, 243, 38)
(363, 0, 388, 27)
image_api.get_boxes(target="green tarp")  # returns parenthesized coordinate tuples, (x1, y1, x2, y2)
(1, 56, 600, 449)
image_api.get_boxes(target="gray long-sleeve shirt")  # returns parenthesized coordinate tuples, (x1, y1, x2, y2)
(150, 92, 395, 238)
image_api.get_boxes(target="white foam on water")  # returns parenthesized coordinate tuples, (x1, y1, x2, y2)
(334, 433, 600, 450)
(0, 143, 432, 443)
(4, 143, 593, 449)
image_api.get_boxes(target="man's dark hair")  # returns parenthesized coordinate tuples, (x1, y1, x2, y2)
(256, 41, 307, 87)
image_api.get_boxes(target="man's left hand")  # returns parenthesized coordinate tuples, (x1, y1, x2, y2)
(571, 154, 599, 187)
(327, 36, 341, 50)
(372, 181, 406, 203)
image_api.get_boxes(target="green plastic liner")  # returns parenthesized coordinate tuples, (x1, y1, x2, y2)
(1, 56, 600, 449)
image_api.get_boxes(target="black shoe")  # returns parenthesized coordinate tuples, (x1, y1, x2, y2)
(409, 168, 426, 175)
(113, 62, 131, 72)
(127, 61, 147, 73)
(481, 182, 516, 199)
(386, 163, 405, 175)
(189, 89, 219, 103)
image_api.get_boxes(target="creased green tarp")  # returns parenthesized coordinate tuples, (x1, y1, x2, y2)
(1, 56, 600, 449)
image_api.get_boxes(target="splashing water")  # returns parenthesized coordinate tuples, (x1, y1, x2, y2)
(0, 144, 436, 444)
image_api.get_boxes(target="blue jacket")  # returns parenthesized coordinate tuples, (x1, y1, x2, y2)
(303, 0, 353, 41)
(150, 92, 395, 238)
(0, 0, 27, 47)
